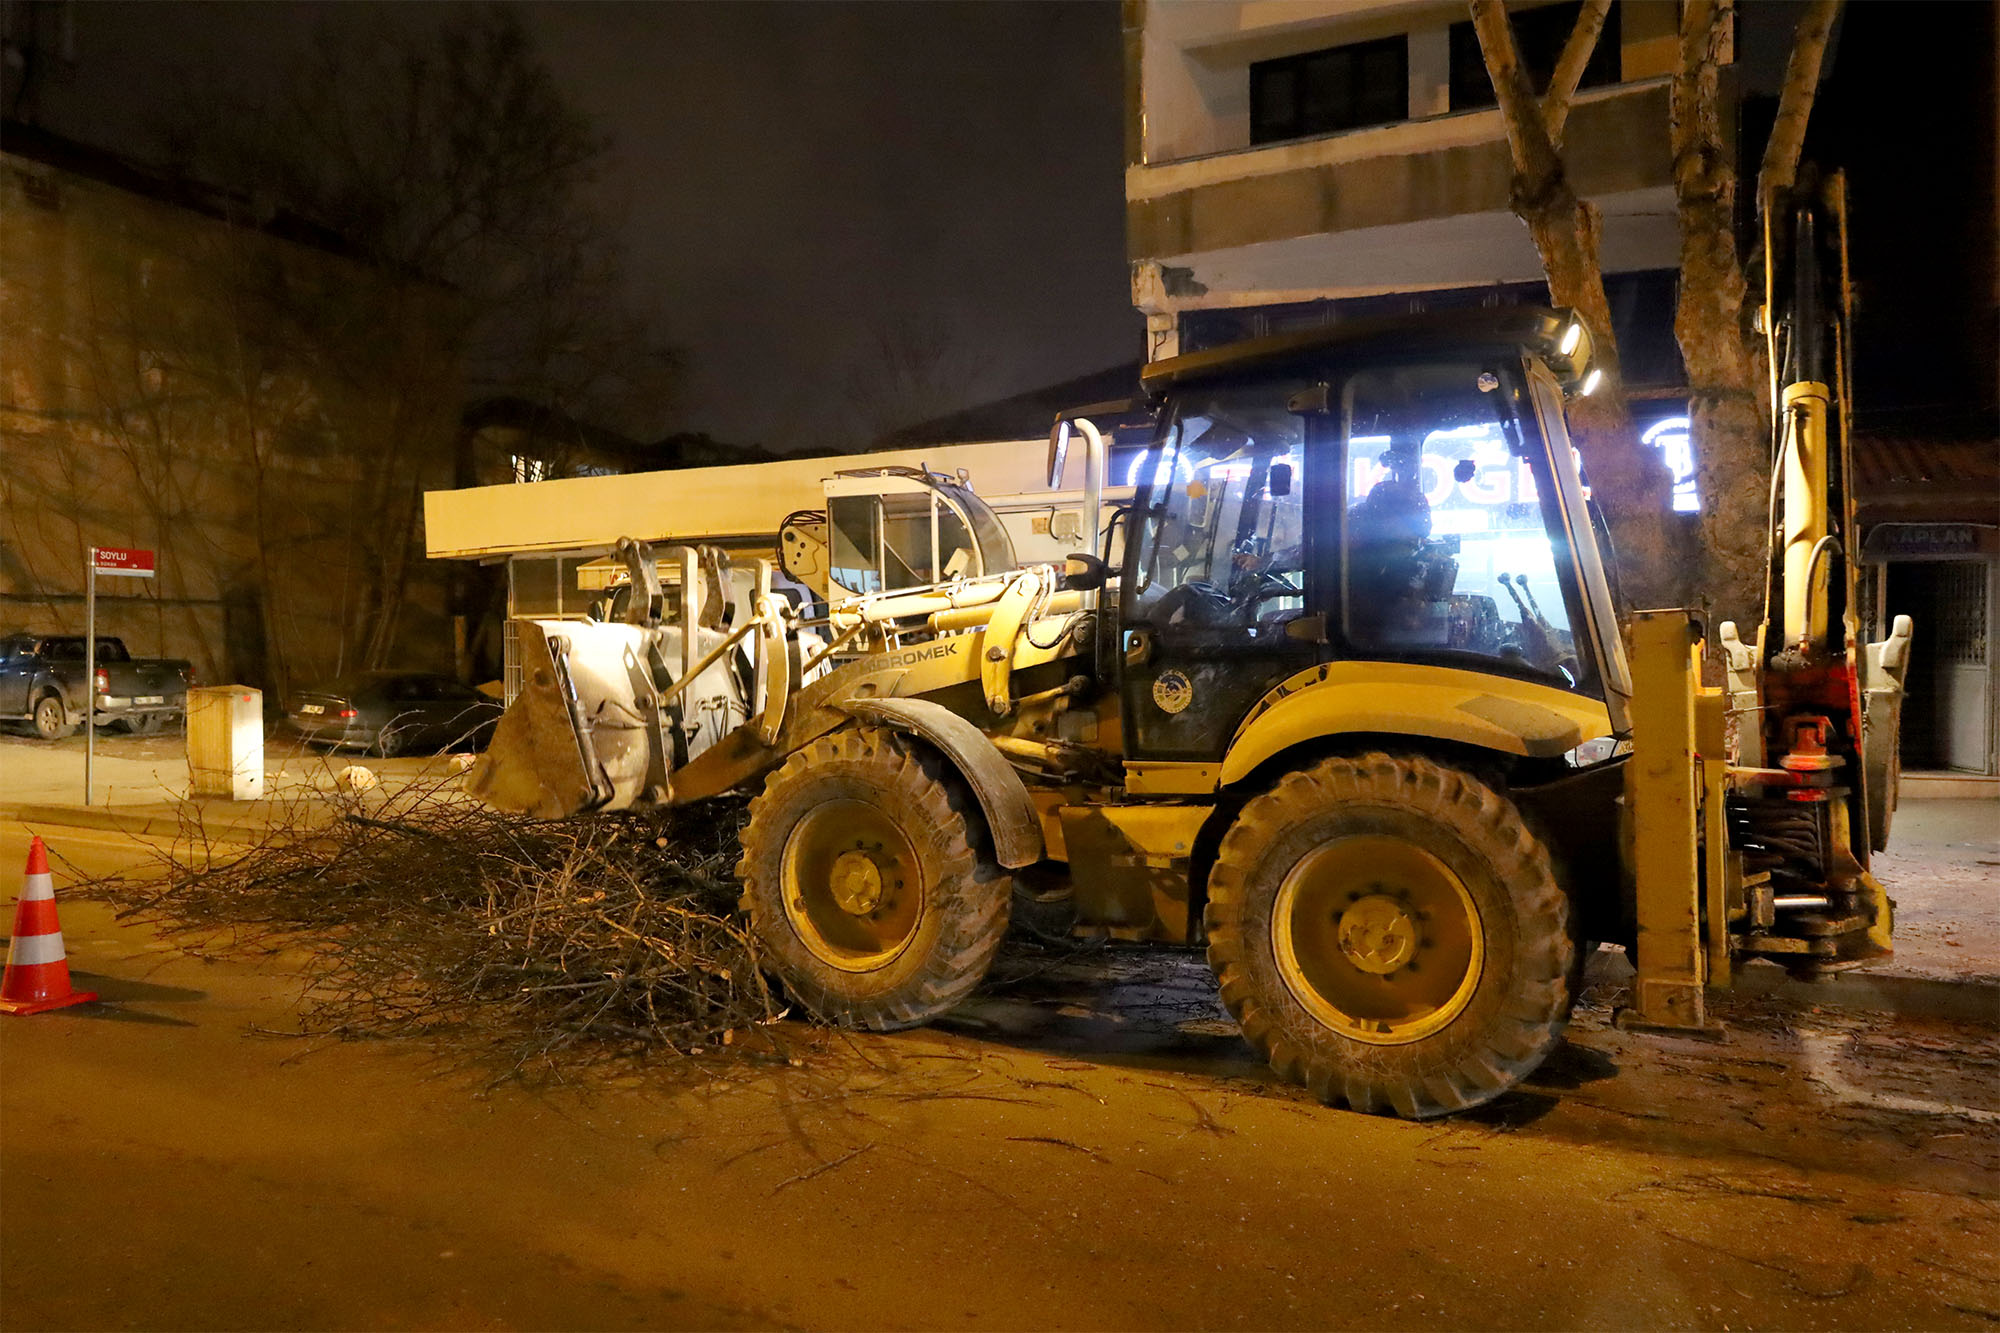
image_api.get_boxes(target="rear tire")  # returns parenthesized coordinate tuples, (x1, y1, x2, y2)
(1205, 752, 1572, 1119)
(32, 694, 73, 741)
(374, 725, 407, 759)
(738, 726, 1010, 1030)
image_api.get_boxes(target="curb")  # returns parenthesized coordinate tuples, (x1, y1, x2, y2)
(1727, 965, 2000, 1026)
(1586, 952, 2000, 1027)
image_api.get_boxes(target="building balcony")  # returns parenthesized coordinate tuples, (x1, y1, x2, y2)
(1127, 77, 1676, 310)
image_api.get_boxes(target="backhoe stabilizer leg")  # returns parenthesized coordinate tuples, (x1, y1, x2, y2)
(1614, 609, 1727, 1039)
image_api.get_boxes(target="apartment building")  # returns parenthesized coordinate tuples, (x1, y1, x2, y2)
(1128, 5, 1673, 340)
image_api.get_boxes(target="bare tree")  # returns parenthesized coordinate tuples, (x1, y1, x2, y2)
(1470, 0, 1675, 608)
(1672, 0, 1841, 627)
(841, 309, 1009, 450)
(1472, 0, 1843, 625)
(151, 7, 680, 679)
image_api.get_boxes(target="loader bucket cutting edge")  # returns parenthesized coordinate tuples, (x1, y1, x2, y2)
(465, 625, 607, 819)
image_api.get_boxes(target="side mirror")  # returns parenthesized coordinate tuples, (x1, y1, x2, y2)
(1269, 462, 1293, 497)
(1286, 383, 1331, 415)
(1047, 418, 1071, 489)
(1060, 552, 1108, 592)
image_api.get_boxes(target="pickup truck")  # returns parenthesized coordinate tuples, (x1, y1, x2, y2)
(0, 633, 193, 740)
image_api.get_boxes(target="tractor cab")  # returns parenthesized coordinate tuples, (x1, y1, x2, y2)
(786, 467, 1018, 603)
(1106, 307, 1632, 775)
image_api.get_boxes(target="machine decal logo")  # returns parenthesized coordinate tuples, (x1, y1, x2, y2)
(1153, 669, 1194, 715)
(866, 639, 965, 672)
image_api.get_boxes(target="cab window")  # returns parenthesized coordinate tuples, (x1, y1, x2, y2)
(1130, 382, 1309, 642)
(1341, 362, 1581, 684)
(828, 490, 985, 596)
(829, 495, 884, 595)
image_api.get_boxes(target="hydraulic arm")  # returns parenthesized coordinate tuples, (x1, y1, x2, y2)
(1621, 175, 1911, 1032)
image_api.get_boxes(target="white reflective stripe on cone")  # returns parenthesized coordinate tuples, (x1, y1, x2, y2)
(19, 872, 53, 903)
(8, 933, 68, 966)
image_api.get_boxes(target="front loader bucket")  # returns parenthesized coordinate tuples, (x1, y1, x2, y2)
(466, 618, 749, 818)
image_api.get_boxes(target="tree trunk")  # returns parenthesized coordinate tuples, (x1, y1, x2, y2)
(1516, 191, 1679, 608)
(1669, 0, 1838, 635)
(1673, 167, 1769, 632)
(1472, 0, 1680, 609)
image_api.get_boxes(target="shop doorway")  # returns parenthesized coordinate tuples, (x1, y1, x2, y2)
(1887, 559, 1995, 773)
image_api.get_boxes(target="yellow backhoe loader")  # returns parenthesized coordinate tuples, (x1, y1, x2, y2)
(464, 178, 1912, 1117)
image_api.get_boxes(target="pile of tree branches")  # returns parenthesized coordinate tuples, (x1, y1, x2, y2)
(86, 783, 790, 1071)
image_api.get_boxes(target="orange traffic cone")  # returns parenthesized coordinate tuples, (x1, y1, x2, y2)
(0, 836, 98, 1015)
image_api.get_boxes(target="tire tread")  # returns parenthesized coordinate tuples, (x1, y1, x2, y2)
(1204, 751, 1572, 1119)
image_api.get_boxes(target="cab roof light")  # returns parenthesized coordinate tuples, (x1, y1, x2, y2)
(1559, 320, 1584, 358)
(1581, 367, 1604, 397)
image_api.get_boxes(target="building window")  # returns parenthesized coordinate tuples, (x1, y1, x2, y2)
(1449, 1, 1622, 113)
(1250, 36, 1410, 145)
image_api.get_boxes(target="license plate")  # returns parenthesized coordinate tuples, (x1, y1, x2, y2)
(137, 695, 163, 705)
(300, 704, 324, 715)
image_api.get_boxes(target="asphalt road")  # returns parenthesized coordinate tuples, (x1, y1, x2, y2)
(3, 821, 1997, 1330)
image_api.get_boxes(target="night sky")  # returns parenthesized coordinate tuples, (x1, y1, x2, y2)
(15, 1, 1143, 453)
(12, 2, 1993, 448)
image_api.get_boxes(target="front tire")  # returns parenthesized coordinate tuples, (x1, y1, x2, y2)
(1205, 752, 1572, 1119)
(738, 726, 1010, 1030)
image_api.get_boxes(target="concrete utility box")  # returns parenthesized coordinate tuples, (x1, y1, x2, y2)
(187, 686, 264, 801)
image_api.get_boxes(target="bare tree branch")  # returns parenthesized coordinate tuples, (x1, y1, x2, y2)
(1758, 0, 1842, 201)
(1542, 0, 1613, 147)
(1470, 1, 1560, 189)
(1670, 1, 1732, 201)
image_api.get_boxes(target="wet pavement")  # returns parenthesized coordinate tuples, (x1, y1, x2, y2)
(3, 821, 1997, 1330)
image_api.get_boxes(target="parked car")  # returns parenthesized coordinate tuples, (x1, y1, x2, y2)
(285, 671, 502, 757)
(0, 633, 192, 740)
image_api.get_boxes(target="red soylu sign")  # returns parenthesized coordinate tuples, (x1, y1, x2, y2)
(92, 547, 156, 578)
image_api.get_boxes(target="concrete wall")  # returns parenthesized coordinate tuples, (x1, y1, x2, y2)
(0, 148, 458, 699)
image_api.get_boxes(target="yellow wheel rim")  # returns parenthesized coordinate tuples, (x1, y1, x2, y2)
(781, 799, 923, 972)
(1272, 834, 1483, 1045)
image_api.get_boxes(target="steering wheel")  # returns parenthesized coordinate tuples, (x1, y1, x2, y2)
(1153, 580, 1236, 628)
(1230, 570, 1301, 619)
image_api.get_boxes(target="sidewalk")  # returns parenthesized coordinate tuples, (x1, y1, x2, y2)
(5, 729, 1994, 1022)
(0, 729, 466, 841)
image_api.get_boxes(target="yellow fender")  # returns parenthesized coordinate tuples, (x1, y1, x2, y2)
(1221, 662, 1614, 785)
